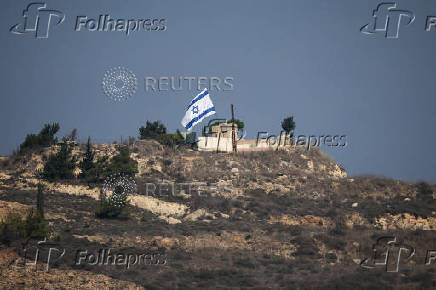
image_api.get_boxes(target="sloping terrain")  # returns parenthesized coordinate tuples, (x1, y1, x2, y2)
(0, 141, 435, 289)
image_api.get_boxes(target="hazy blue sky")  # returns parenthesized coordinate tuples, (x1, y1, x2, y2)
(1, 0, 435, 182)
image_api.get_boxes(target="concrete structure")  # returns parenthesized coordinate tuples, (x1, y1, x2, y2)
(209, 123, 237, 138)
(198, 133, 293, 152)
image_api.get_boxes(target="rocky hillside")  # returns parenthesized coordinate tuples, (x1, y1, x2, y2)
(0, 141, 435, 289)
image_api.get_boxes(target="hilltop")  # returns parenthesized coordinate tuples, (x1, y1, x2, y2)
(0, 140, 435, 289)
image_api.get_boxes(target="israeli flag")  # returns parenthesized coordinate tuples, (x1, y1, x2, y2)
(181, 89, 216, 130)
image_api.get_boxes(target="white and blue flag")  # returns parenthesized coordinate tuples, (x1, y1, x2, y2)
(181, 89, 216, 130)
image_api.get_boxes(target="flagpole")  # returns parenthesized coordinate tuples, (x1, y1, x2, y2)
(231, 104, 237, 153)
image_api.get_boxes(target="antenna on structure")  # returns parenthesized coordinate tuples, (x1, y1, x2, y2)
(231, 104, 237, 153)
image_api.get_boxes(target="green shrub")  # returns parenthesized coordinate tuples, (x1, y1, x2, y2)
(36, 183, 44, 218)
(155, 132, 184, 147)
(66, 128, 77, 142)
(95, 201, 129, 219)
(42, 142, 77, 181)
(281, 116, 295, 134)
(0, 208, 47, 246)
(79, 146, 137, 184)
(0, 213, 25, 244)
(208, 119, 245, 134)
(82, 156, 109, 184)
(1, 186, 48, 244)
(20, 123, 60, 151)
(20, 134, 39, 150)
(23, 209, 47, 239)
(79, 137, 95, 180)
(416, 182, 433, 200)
(226, 119, 245, 130)
(105, 146, 138, 178)
(95, 186, 130, 219)
(139, 121, 167, 139)
(139, 121, 188, 148)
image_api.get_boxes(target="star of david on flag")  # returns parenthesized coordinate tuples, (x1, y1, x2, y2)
(181, 89, 216, 131)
